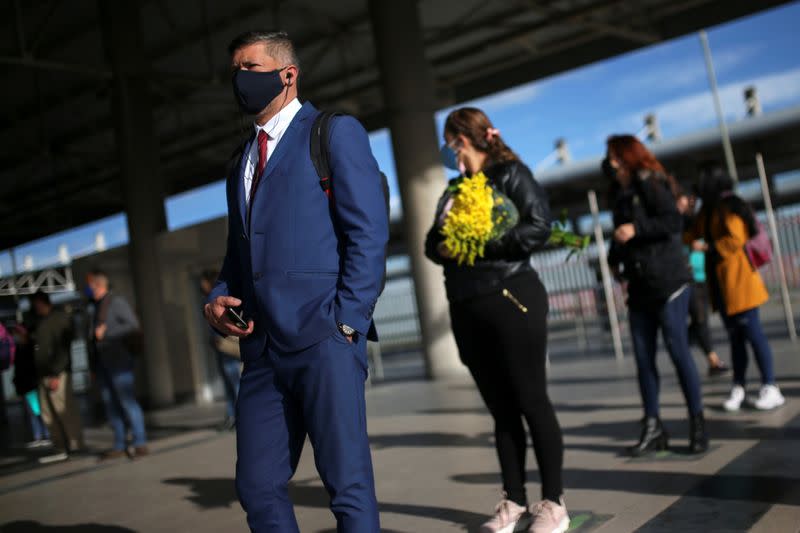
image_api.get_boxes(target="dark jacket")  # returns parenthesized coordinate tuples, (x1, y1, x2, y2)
(425, 160, 552, 302)
(91, 293, 140, 372)
(32, 309, 73, 378)
(608, 170, 690, 310)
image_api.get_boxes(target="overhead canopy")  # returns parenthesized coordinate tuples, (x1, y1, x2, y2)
(539, 105, 800, 215)
(0, 0, 791, 249)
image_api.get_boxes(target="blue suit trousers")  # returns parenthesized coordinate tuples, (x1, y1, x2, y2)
(235, 332, 379, 532)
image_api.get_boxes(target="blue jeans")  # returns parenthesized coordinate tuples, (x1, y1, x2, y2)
(99, 367, 147, 450)
(629, 287, 704, 418)
(720, 306, 775, 386)
(216, 353, 241, 419)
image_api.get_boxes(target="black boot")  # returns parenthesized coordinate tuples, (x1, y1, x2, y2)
(627, 417, 668, 457)
(689, 412, 709, 454)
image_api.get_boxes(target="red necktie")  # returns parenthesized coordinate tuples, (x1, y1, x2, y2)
(247, 130, 268, 224)
(250, 130, 269, 201)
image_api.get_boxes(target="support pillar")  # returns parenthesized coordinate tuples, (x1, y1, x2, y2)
(369, 0, 462, 378)
(99, 1, 175, 406)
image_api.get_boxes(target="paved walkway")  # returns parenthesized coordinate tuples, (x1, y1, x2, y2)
(1, 333, 799, 532)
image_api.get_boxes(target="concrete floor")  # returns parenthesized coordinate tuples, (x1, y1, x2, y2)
(1, 333, 799, 532)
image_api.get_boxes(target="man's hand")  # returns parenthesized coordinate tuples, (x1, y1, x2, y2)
(204, 296, 254, 338)
(95, 323, 107, 341)
(47, 377, 60, 392)
(614, 223, 636, 244)
(691, 240, 708, 252)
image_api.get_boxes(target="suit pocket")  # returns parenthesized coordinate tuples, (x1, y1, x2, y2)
(286, 270, 339, 280)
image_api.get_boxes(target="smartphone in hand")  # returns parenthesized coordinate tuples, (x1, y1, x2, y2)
(225, 307, 249, 330)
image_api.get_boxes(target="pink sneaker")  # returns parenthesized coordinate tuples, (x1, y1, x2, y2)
(528, 498, 569, 533)
(480, 496, 527, 533)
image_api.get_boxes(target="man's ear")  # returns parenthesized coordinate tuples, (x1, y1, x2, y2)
(284, 65, 298, 86)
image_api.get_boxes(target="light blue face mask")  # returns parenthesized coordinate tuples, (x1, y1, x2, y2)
(440, 143, 460, 170)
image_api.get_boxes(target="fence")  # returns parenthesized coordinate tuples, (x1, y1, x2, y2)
(373, 208, 800, 354)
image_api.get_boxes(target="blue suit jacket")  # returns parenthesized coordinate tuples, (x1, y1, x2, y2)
(209, 102, 389, 358)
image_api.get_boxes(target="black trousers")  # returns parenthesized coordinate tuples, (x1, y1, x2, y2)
(688, 282, 714, 356)
(449, 272, 564, 504)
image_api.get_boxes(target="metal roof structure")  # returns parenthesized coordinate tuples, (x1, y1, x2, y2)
(0, 0, 792, 250)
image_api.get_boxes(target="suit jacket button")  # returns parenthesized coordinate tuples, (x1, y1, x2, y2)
(253, 272, 262, 281)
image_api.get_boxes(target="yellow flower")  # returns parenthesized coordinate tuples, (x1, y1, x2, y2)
(441, 172, 495, 266)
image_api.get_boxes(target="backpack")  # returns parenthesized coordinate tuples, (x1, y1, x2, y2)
(0, 323, 16, 372)
(744, 220, 772, 270)
(310, 111, 391, 294)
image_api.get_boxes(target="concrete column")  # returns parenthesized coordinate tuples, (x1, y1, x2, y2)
(369, 0, 462, 378)
(99, 2, 175, 406)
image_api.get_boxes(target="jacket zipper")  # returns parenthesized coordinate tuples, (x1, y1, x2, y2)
(502, 288, 528, 313)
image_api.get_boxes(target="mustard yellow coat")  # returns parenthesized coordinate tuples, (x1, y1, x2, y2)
(686, 210, 768, 316)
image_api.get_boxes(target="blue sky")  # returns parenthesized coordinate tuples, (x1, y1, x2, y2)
(3, 1, 800, 274)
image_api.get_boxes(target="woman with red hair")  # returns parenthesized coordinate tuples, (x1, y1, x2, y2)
(603, 135, 707, 456)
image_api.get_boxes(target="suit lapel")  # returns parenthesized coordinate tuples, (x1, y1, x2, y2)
(261, 102, 316, 181)
(235, 134, 254, 227)
(248, 102, 317, 228)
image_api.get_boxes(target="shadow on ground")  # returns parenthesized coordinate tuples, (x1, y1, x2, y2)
(453, 468, 800, 506)
(0, 522, 137, 532)
(562, 416, 800, 442)
(163, 477, 238, 508)
(164, 477, 487, 531)
(369, 431, 494, 449)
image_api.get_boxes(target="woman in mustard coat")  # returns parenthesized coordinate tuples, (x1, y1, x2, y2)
(688, 174, 784, 411)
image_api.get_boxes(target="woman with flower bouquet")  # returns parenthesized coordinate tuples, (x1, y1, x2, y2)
(425, 108, 569, 533)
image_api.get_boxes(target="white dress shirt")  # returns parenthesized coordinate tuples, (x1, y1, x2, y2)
(244, 97, 303, 205)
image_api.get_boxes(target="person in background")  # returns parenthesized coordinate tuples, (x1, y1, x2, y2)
(604, 135, 707, 457)
(688, 174, 785, 411)
(200, 270, 241, 431)
(30, 291, 84, 462)
(676, 193, 728, 377)
(86, 269, 149, 460)
(426, 107, 569, 533)
(11, 323, 52, 448)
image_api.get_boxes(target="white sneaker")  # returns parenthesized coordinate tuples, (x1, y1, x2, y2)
(529, 498, 569, 533)
(37, 451, 69, 464)
(723, 385, 745, 412)
(480, 496, 527, 533)
(753, 384, 785, 410)
(24, 439, 52, 449)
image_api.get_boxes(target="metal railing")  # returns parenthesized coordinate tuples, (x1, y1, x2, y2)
(372, 208, 800, 354)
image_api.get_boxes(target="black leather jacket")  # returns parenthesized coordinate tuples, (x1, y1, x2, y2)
(608, 170, 691, 310)
(425, 160, 551, 302)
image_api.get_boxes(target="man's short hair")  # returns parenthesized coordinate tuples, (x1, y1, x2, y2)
(228, 30, 300, 73)
(30, 290, 51, 306)
(88, 267, 109, 285)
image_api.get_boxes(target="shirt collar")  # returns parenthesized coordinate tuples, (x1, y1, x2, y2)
(253, 98, 302, 140)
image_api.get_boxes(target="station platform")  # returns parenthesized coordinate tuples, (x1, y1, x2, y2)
(1, 333, 798, 532)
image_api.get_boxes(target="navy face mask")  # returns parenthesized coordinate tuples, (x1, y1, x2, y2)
(232, 68, 287, 114)
(440, 143, 460, 170)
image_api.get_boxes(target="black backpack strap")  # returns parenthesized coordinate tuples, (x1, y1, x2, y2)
(310, 111, 342, 198)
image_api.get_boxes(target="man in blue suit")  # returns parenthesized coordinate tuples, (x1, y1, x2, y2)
(203, 31, 388, 533)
